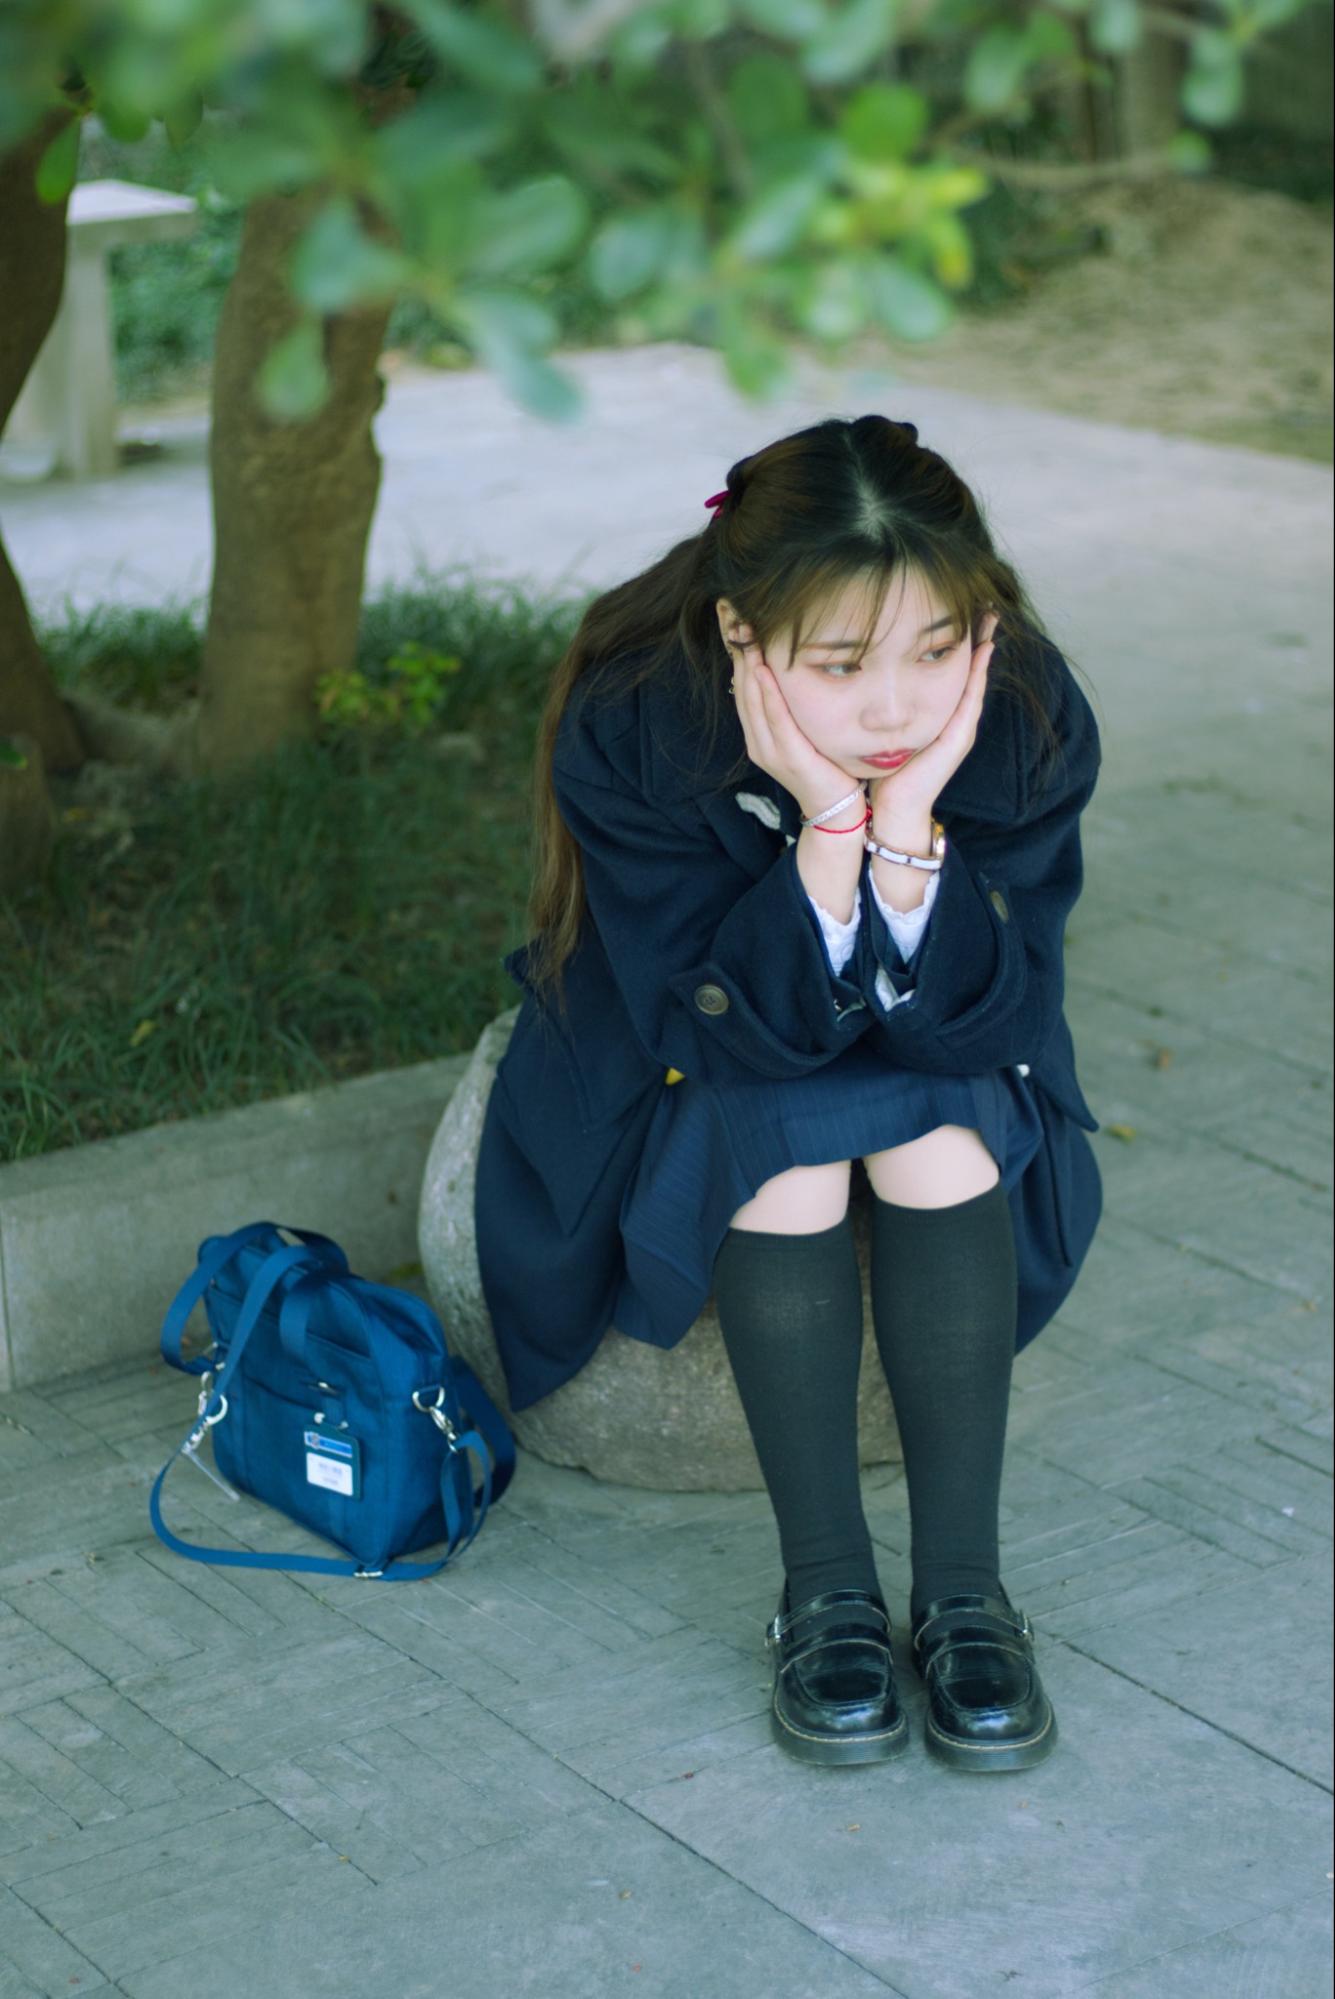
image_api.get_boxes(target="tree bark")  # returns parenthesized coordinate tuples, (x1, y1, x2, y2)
(0, 105, 89, 774)
(186, 181, 400, 772)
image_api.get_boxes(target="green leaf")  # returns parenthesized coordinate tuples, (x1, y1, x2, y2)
(728, 52, 810, 142)
(163, 92, 204, 148)
(792, 257, 869, 341)
(449, 287, 582, 422)
(1088, 0, 1143, 56)
(290, 198, 412, 313)
(800, 0, 898, 88)
(963, 27, 1031, 114)
(719, 304, 795, 402)
(34, 117, 79, 205)
(96, 98, 152, 144)
(409, 1, 544, 96)
(587, 206, 683, 304)
(202, 126, 327, 203)
(372, 94, 513, 189)
(863, 253, 954, 342)
(1167, 129, 1213, 174)
(0, 739, 29, 770)
(726, 171, 830, 262)
(840, 84, 930, 164)
(469, 176, 589, 281)
(663, 0, 732, 33)
(737, 0, 829, 37)
(1182, 29, 1244, 126)
(257, 320, 331, 421)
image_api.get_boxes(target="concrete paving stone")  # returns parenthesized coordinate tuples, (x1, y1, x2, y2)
(1123, 1315, 1333, 1426)
(1067, 917, 1330, 1067)
(15, 1681, 229, 1812)
(116, 1793, 896, 1999)
(1041, 1213, 1327, 1358)
(0, 1773, 256, 1887)
(0, 1885, 109, 1997)
(1079, 1893, 1334, 1996)
(1256, 1416, 1335, 1476)
(2, 1544, 230, 1674)
(1082, 794, 1334, 908)
(1092, 1131, 1331, 1304)
(1071, 1551, 1333, 1787)
(43, 1836, 378, 1983)
(0, 1455, 190, 1586)
(326, 1582, 544, 1701)
(1003, 1349, 1272, 1485)
(243, 1687, 609, 1882)
(1001, 1509, 1254, 1644)
(622, 1644, 1331, 1999)
(0, 1709, 132, 1830)
(0, 1597, 105, 1717)
(451, 1506, 693, 1643)
(1085, 860, 1332, 978)
(38, 1359, 193, 1445)
(482, 1624, 773, 1798)
(1105, 1466, 1328, 1566)
(116, 1629, 457, 1776)
(0, 1387, 112, 1467)
(0, 1751, 81, 1862)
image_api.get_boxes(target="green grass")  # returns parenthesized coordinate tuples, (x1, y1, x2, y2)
(2, 568, 589, 1161)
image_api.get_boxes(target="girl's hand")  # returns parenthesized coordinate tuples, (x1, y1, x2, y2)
(730, 633, 866, 826)
(868, 611, 1000, 827)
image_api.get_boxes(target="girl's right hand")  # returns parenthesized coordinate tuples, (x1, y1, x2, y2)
(730, 635, 866, 828)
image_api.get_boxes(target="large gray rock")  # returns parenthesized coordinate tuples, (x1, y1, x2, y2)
(419, 1006, 903, 1491)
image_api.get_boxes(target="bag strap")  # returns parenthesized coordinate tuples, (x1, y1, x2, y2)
(150, 1227, 516, 1580)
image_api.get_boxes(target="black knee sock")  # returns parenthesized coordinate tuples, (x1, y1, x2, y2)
(711, 1213, 882, 1611)
(868, 1179, 1018, 1624)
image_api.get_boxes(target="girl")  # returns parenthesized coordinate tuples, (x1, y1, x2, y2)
(474, 413, 1103, 1773)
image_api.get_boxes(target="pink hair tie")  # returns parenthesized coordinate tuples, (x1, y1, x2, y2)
(704, 490, 729, 514)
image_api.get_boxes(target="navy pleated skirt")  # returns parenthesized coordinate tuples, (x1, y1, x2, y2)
(609, 1039, 1045, 1350)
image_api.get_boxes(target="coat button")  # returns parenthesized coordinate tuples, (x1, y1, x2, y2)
(694, 983, 730, 1015)
(988, 888, 1009, 922)
(1016, 1063, 1030, 1077)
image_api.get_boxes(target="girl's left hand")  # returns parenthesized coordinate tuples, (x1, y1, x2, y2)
(867, 611, 1000, 827)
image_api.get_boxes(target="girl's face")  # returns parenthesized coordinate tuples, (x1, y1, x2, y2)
(716, 571, 974, 782)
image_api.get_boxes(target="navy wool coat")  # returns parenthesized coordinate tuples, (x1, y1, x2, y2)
(475, 631, 1103, 1412)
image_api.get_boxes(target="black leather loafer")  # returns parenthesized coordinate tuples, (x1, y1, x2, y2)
(765, 1581, 909, 1766)
(910, 1588, 1057, 1771)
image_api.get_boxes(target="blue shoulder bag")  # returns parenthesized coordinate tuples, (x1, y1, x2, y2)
(149, 1221, 515, 1580)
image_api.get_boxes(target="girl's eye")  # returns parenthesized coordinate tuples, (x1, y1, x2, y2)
(815, 644, 955, 679)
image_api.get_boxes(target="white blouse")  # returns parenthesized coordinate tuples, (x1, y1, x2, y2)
(807, 865, 940, 1014)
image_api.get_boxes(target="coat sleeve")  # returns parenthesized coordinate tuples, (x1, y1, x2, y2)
(550, 754, 878, 1087)
(851, 672, 1101, 1074)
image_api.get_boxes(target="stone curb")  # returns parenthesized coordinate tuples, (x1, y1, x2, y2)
(0, 1055, 468, 1392)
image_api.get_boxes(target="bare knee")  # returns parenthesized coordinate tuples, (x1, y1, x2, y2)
(729, 1158, 851, 1233)
(862, 1124, 999, 1209)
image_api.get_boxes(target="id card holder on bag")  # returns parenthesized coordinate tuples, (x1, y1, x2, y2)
(304, 1427, 363, 1499)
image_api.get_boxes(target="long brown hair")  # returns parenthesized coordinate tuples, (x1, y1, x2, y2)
(523, 413, 1074, 1026)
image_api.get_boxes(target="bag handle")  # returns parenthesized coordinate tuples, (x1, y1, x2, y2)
(159, 1221, 344, 1377)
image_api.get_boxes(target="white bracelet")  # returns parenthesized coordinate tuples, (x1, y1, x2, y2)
(864, 818, 948, 872)
(800, 785, 866, 829)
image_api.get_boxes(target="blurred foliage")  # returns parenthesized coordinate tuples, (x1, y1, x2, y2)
(5, 0, 1322, 425)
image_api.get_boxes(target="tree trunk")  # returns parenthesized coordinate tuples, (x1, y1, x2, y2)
(0, 105, 88, 774)
(187, 183, 399, 772)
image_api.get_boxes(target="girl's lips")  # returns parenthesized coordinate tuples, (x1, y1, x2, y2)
(863, 750, 914, 766)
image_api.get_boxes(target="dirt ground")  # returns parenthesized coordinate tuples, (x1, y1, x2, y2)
(865, 173, 1333, 466)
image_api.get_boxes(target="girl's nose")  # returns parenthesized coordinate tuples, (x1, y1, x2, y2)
(861, 688, 910, 731)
